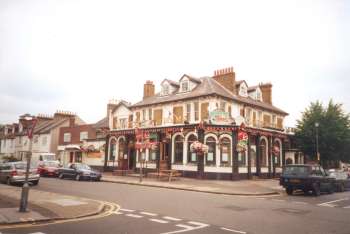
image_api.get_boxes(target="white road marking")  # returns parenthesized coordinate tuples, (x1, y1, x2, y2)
(318, 198, 349, 207)
(149, 218, 169, 224)
(163, 216, 182, 221)
(271, 199, 285, 202)
(140, 211, 158, 216)
(126, 214, 143, 218)
(29, 233, 46, 234)
(221, 227, 247, 234)
(120, 208, 135, 212)
(113, 211, 124, 215)
(344, 206, 350, 209)
(160, 221, 209, 234)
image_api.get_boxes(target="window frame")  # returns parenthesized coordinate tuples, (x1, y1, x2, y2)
(63, 133, 71, 143)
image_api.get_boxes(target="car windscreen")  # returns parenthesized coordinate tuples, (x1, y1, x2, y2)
(76, 164, 91, 170)
(283, 166, 309, 175)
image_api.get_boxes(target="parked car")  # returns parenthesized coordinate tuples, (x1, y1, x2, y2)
(37, 160, 61, 177)
(327, 169, 350, 192)
(0, 162, 40, 185)
(280, 164, 335, 196)
(57, 163, 101, 181)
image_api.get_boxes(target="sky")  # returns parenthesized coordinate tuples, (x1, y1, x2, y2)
(0, 0, 349, 127)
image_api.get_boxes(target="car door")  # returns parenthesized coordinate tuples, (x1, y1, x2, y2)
(319, 166, 331, 191)
(67, 164, 77, 178)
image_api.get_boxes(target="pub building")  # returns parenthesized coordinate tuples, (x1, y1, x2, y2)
(104, 67, 293, 180)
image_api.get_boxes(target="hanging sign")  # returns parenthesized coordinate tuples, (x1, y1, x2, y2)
(209, 109, 233, 125)
(236, 124, 248, 152)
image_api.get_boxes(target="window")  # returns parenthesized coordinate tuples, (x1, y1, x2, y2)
(163, 84, 169, 95)
(181, 80, 189, 92)
(119, 118, 127, 129)
(64, 133, 71, 143)
(220, 102, 226, 111)
(80, 131, 88, 141)
(148, 108, 152, 121)
(245, 108, 252, 125)
(34, 136, 39, 144)
(272, 115, 277, 127)
(257, 90, 262, 101)
(42, 136, 47, 146)
(228, 106, 232, 117)
(142, 109, 146, 121)
(205, 137, 216, 165)
(194, 102, 199, 121)
(238, 151, 246, 166)
(200, 102, 209, 121)
(174, 135, 184, 163)
(186, 103, 191, 122)
(259, 139, 267, 166)
(113, 117, 118, 129)
(220, 138, 231, 166)
(187, 135, 197, 163)
(149, 148, 157, 162)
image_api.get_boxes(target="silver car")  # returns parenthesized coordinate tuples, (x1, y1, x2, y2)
(0, 162, 40, 185)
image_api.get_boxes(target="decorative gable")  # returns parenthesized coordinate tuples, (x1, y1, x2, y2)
(179, 74, 200, 93)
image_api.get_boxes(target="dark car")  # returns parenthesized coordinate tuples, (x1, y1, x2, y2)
(328, 169, 350, 192)
(37, 160, 61, 177)
(280, 164, 335, 196)
(57, 163, 101, 181)
(0, 162, 40, 185)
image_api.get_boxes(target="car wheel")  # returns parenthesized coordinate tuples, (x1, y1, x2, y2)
(75, 174, 81, 181)
(6, 177, 12, 186)
(312, 183, 321, 196)
(302, 189, 309, 195)
(32, 180, 39, 186)
(286, 187, 293, 195)
(58, 173, 64, 179)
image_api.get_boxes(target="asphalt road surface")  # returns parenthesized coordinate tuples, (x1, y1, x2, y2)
(1, 177, 350, 234)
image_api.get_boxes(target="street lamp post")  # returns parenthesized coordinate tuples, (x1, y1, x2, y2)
(315, 122, 319, 163)
(19, 115, 37, 212)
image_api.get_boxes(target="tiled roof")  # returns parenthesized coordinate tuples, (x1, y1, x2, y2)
(132, 77, 288, 115)
(111, 100, 131, 113)
(93, 117, 108, 129)
(247, 85, 259, 92)
(33, 118, 69, 134)
(163, 79, 180, 87)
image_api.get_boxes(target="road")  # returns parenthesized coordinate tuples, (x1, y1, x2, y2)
(1, 177, 350, 234)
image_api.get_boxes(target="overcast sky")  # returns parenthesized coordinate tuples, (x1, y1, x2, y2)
(0, 0, 349, 127)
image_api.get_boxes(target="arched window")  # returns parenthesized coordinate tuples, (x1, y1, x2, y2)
(250, 148, 256, 167)
(174, 135, 184, 163)
(220, 137, 231, 166)
(109, 138, 116, 161)
(187, 134, 197, 163)
(205, 137, 216, 165)
(259, 139, 267, 166)
(118, 138, 126, 160)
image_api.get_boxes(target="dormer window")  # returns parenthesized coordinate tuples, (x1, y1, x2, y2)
(162, 84, 169, 95)
(256, 89, 262, 101)
(239, 84, 248, 97)
(181, 80, 189, 92)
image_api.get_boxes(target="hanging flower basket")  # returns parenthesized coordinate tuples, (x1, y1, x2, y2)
(190, 141, 209, 154)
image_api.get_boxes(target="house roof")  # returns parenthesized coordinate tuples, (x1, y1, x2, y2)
(132, 77, 288, 115)
(247, 85, 259, 92)
(34, 118, 69, 134)
(162, 79, 180, 87)
(180, 74, 201, 84)
(93, 117, 108, 129)
(111, 100, 131, 113)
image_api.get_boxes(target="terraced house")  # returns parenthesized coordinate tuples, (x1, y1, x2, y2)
(105, 67, 297, 180)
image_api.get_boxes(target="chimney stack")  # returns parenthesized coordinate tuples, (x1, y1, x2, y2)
(259, 83, 273, 104)
(212, 67, 236, 94)
(54, 110, 75, 120)
(143, 80, 155, 99)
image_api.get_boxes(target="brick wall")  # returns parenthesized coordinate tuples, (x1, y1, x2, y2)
(59, 124, 96, 145)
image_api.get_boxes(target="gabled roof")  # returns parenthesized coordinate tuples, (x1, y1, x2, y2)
(111, 100, 131, 113)
(235, 80, 248, 88)
(247, 85, 259, 92)
(179, 74, 201, 84)
(161, 79, 180, 87)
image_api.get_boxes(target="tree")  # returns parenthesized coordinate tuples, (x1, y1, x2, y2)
(295, 100, 350, 167)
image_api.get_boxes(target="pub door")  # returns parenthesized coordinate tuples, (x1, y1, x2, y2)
(159, 142, 170, 170)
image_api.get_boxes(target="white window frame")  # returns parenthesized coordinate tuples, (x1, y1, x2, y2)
(181, 80, 189, 92)
(80, 131, 88, 141)
(64, 133, 71, 143)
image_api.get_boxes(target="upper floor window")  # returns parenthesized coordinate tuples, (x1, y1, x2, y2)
(239, 84, 248, 97)
(34, 136, 39, 144)
(119, 118, 127, 129)
(186, 104, 191, 122)
(142, 109, 146, 121)
(162, 84, 169, 95)
(181, 80, 189, 92)
(64, 133, 71, 143)
(42, 136, 47, 146)
(220, 101, 226, 111)
(148, 108, 152, 121)
(194, 102, 199, 121)
(80, 131, 88, 141)
(256, 90, 262, 101)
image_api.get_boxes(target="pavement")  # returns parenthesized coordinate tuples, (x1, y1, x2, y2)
(0, 183, 106, 225)
(102, 172, 283, 196)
